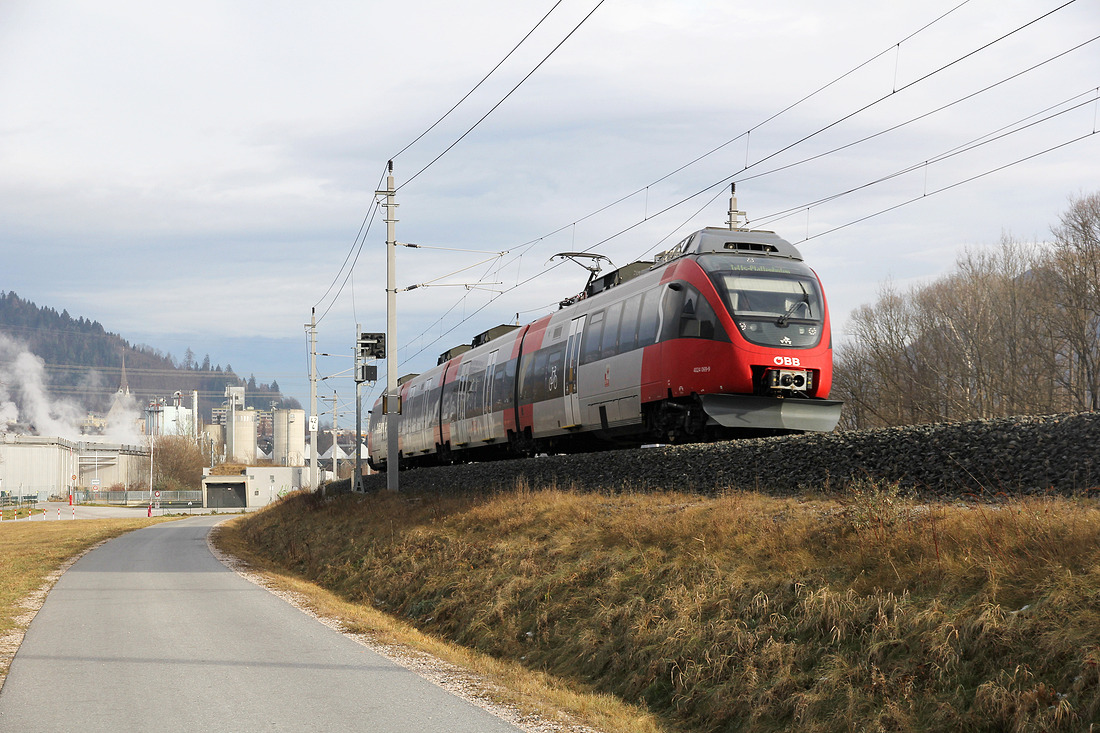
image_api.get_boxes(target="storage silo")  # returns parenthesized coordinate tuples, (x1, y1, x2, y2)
(226, 409, 257, 464)
(273, 409, 306, 467)
(203, 424, 225, 459)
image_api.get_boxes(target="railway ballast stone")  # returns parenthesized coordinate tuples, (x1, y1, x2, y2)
(357, 412, 1100, 498)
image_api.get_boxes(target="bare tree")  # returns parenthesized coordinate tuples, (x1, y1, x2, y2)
(833, 233, 1066, 428)
(153, 435, 204, 492)
(1036, 192, 1100, 410)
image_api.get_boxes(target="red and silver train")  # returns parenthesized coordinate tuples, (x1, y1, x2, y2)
(368, 222, 842, 470)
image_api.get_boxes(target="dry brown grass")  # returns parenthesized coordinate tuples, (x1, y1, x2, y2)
(230, 483, 1100, 732)
(215, 515, 662, 733)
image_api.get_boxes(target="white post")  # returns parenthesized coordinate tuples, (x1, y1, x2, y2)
(331, 393, 339, 479)
(381, 162, 400, 491)
(308, 309, 319, 492)
(354, 324, 363, 493)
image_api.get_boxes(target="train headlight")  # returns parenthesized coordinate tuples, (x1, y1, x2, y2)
(765, 368, 812, 392)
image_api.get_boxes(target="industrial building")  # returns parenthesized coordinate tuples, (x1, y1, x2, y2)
(0, 434, 148, 500)
(201, 466, 306, 509)
(144, 391, 197, 437)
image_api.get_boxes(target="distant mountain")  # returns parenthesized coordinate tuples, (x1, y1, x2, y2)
(0, 290, 300, 419)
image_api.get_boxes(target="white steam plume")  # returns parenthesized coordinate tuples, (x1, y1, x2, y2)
(0, 333, 143, 443)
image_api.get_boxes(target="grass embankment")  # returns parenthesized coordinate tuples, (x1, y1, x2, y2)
(0, 517, 178, 683)
(229, 485, 1100, 732)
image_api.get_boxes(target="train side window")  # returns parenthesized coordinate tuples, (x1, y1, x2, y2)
(462, 368, 478, 419)
(619, 293, 642, 353)
(498, 360, 516, 411)
(405, 388, 418, 431)
(659, 285, 686, 342)
(504, 358, 517, 408)
(697, 295, 727, 341)
(679, 292, 701, 338)
(429, 382, 443, 425)
(441, 378, 457, 424)
(491, 363, 505, 411)
(676, 288, 728, 341)
(518, 354, 535, 403)
(544, 346, 565, 399)
(601, 302, 622, 359)
(636, 289, 660, 347)
(581, 311, 604, 364)
(531, 350, 550, 401)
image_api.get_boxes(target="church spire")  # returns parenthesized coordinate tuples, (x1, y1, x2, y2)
(118, 353, 130, 395)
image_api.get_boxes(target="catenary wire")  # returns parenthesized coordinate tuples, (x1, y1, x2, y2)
(397, 0, 607, 192)
(751, 89, 1100, 229)
(357, 0, 1085, 390)
(390, 0, 566, 161)
(313, 167, 389, 315)
(391, 1, 1080, 356)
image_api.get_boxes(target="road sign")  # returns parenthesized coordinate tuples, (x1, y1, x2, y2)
(154, 490, 161, 498)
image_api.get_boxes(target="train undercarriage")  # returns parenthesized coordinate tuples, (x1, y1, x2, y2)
(374, 392, 841, 471)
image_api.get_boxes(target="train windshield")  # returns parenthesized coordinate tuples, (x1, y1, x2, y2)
(700, 256, 824, 348)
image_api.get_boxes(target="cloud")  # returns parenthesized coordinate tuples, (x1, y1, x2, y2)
(0, 0, 1096, 410)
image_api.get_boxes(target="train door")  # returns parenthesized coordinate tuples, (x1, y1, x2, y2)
(479, 350, 498, 442)
(454, 360, 471, 446)
(563, 315, 586, 428)
(415, 378, 433, 454)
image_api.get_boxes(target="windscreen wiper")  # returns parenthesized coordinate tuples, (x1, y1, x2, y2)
(776, 282, 810, 327)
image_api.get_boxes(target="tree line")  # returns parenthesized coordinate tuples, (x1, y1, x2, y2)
(832, 192, 1100, 430)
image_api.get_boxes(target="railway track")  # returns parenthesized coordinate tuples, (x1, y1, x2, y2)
(357, 411, 1100, 498)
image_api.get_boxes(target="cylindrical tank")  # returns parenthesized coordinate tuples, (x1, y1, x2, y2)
(227, 409, 257, 464)
(203, 424, 225, 458)
(273, 409, 306, 466)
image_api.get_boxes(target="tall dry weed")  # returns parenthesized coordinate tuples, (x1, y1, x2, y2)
(237, 486, 1100, 732)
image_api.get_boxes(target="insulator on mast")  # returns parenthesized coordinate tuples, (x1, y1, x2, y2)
(727, 183, 746, 230)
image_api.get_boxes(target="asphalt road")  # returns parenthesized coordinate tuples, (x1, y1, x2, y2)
(0, 516, 526, 732)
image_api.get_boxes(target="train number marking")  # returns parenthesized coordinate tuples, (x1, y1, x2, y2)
(773, 356, 802, 367)
(693, 366, 711, 373)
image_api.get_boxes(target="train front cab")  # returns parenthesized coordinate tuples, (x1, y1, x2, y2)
(640, 232, 842, 436)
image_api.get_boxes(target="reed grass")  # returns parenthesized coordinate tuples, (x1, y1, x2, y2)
(231, 483, 1100, 732)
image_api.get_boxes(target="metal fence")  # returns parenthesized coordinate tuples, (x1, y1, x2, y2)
(0, 495, 39, 508)
(73, 490, 204, 506)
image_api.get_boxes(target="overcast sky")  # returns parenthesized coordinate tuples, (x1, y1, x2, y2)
(1, 0, 1097, 414)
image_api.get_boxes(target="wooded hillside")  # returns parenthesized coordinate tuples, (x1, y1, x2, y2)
(0, 291, 300, 419)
